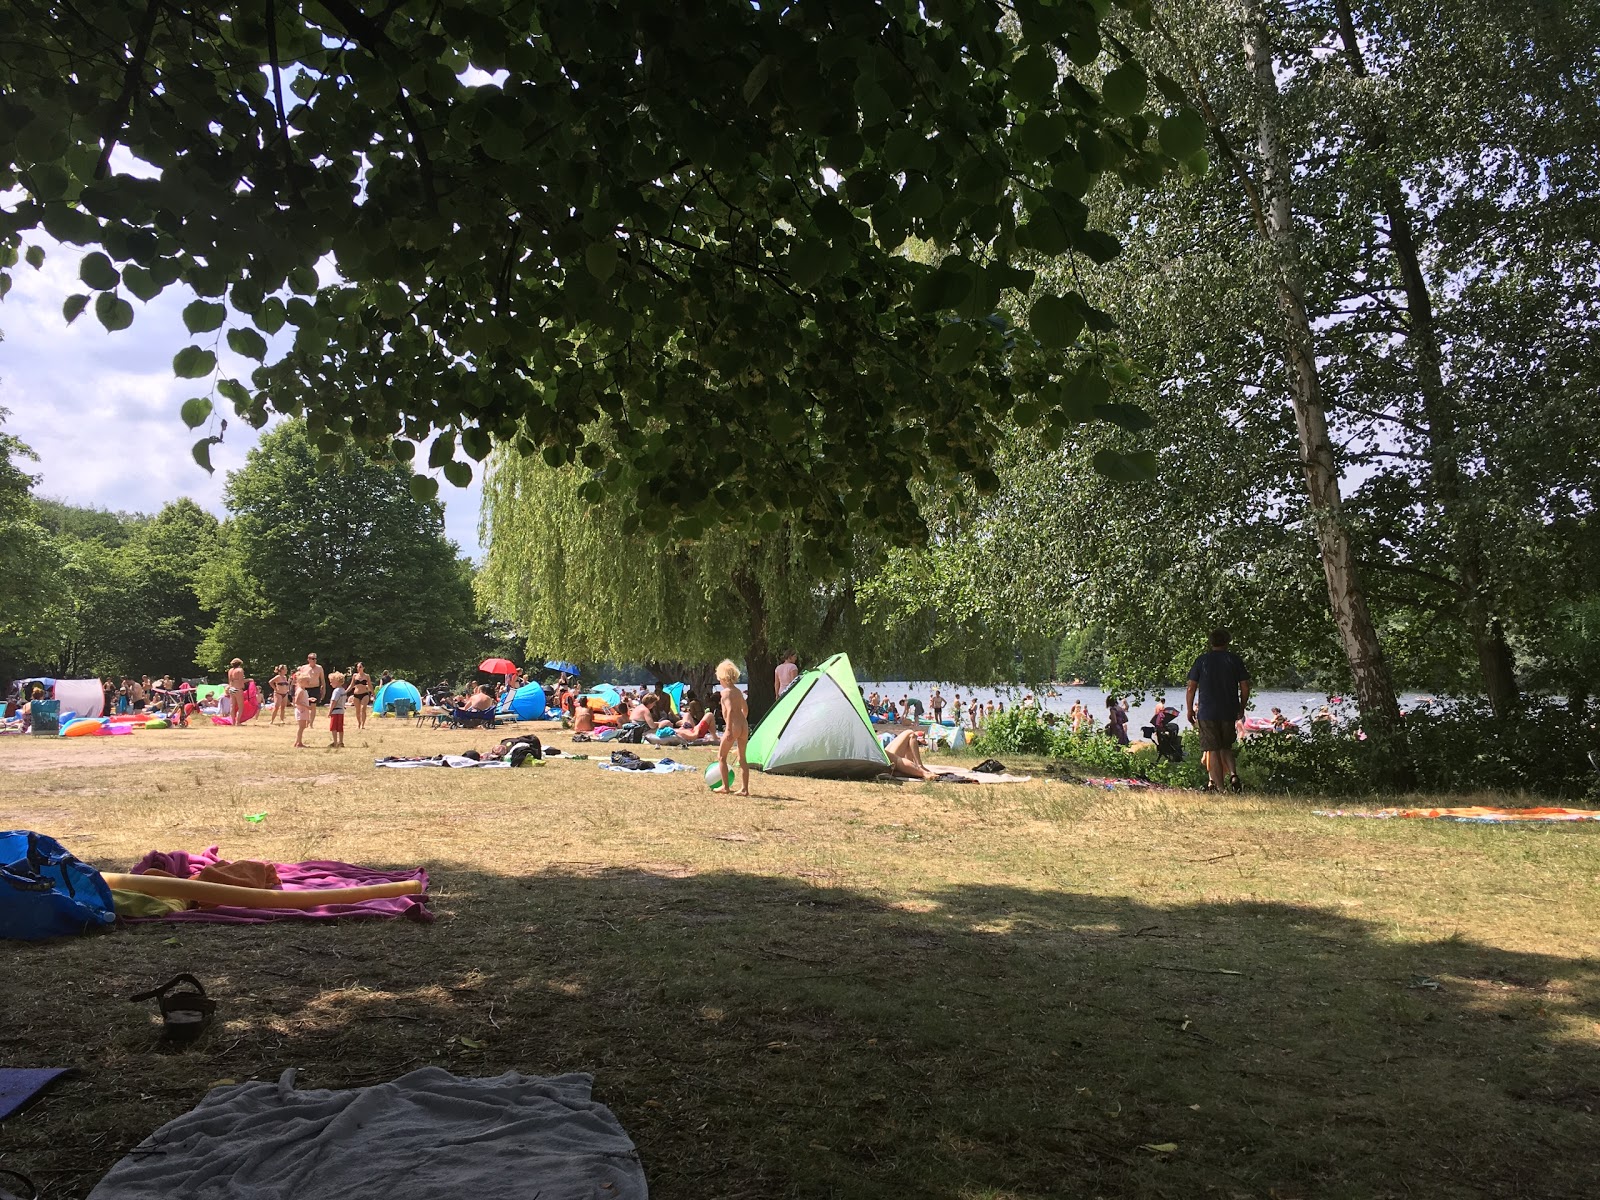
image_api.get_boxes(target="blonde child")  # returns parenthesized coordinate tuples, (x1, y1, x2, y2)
(293, 682, 314, 748)
(716, 659, 750, 796)
(326, 671, 347, 749)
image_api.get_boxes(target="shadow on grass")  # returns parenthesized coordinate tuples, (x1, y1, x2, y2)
(5, 867, 1598, 1199)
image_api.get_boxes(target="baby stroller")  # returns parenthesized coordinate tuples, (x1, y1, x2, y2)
(1141, 707, 1185, 763)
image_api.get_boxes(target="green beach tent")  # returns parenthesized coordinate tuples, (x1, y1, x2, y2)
(746, 653, 891, 778)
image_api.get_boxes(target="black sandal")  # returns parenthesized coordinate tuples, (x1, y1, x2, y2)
(130, 973, 216, 1044)
(1229, 773, 1243, 793)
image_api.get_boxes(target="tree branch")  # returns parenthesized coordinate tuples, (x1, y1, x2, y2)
(95, 0, 163, 179)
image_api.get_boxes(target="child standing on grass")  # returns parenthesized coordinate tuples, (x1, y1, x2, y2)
(716, 659, 749, 796)
(327, 672, 347, 749)
(294, 683, 314, 748)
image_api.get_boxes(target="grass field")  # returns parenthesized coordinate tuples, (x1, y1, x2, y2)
(3, 716, 1598, 1199)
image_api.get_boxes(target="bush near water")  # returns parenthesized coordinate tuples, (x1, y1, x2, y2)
(972, 701, 1596, 798)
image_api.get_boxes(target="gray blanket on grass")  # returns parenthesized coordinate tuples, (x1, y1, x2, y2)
(89, 1067, 647, 1200)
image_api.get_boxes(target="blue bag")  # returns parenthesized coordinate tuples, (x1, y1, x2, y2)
(0, 831, 116, 941)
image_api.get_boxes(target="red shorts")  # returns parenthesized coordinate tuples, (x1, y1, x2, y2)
(329, 713, 345, 732)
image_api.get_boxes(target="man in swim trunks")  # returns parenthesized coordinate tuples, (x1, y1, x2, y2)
(226, 658, 247, 727)
(296, 653, 326, 726)
(1186, 627, 1251, 794)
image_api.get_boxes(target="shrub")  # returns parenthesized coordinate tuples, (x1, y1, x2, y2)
(1239, 698, 1596, 798)
(971, 706, 1057, 755)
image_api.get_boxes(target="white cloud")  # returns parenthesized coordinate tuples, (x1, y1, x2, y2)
(0, 236, 484, 557)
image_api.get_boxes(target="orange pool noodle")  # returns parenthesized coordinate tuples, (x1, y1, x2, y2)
(100, 873, 423, 909)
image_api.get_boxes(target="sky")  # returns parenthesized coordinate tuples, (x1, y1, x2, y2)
(0, 234, 486, 558)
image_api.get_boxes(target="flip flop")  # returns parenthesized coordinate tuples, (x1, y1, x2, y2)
(130, 974, 216, 1044)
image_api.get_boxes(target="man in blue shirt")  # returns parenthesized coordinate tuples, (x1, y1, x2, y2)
(1185, 628, 1251, 793)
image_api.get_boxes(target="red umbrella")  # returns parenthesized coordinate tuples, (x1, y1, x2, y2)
(479, 657, 518, 676)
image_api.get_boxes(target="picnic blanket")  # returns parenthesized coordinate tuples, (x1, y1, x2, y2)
(926, 766, 1034, 784)
(1079, 776, 1157, 789)
(0, 1067, 72, 1121)
(1314, 806, 1600, 824)
(87, 1067, 645, 1200)
(374, 755, 511, 769)
(596, 759, 698, 774)
(124, 847, 431, 923)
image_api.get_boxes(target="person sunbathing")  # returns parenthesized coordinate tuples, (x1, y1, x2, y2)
(647, 702, 716, 745)
(572, 705, 595, 734)
(883, 730, 942, 780)
(463, 686, 496, 712)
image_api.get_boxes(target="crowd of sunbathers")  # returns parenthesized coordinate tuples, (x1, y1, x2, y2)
(558, 681, 720, 746)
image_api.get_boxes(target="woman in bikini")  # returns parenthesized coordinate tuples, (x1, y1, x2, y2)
(269, 665, 291, 725)
(349, 661, 374, 731)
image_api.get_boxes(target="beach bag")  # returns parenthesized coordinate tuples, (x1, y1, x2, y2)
(0, 831, 116, 941)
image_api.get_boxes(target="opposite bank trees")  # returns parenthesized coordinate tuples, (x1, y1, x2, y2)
(0, 0, 1204, 559)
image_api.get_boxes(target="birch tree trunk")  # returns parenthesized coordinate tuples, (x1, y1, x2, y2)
(1332, 0, 1520, 716)
(1242, 4, 1405, 743)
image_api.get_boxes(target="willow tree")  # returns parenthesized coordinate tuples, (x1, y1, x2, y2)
(0, 0, 1206, 560)
(479, 448, 1048, 716)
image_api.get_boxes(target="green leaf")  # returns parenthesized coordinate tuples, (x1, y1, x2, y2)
(585, 241, 619, 282)
(1091, 448, 1158, 482)
(1101, 63, 1148, 117)
(1030, 294, 1084, 349)
(743, 54, 776, 104)
(62, 293, 89, 323)
(442, 460, 473, 487)
(256, 297, 287, 334)
(80, 251, 119, 290)
(227, 327, 269, 360)
(121, 264, 162, 301)
(287, 265, 319, 295)
(409, 474, 439, 501)
(1017, 113, 1069, 159)
(910, 264, 974, 314)
(94, 292, 134, 331)
(428, 432, 457, 469)
(191, 436, 221, 474)
(183, 299, 227, 333)
(173, 346, 218, 379)
(24, 244, 44, 270)
(460, 427, 491, 461)
(180, 397, 213, 428)
(1159, 109, 1207, 158)
(1008, 51, 1057, 103)
(1094, 402, 1155, 432)
(1078, 230, 1121, 264)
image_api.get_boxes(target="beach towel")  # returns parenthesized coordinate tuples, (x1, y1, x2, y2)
(124, 847, 431, 924)
(0, 1067, 71, 1121)
(1314, 806, 1600, 824)
(1079, 776, 1156, 789)
(926, 766, 1035, 784)
(596, 759, 698, 774)
(87, 1067, 645, 1200)
(373, 755, 511, 769)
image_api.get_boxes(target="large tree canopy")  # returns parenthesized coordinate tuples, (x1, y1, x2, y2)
(480, 445, 1050, 715)
(0, 0, 1202, 551)
(196, 420, 475, 676)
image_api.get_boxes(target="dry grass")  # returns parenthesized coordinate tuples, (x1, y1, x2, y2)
(2, 716, 1598, 1199)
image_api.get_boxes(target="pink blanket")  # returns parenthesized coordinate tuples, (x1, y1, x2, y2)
(127, 846, 433, 924)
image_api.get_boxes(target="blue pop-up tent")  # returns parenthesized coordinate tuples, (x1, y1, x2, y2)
(499, 682, 548, 720)
(374, 679, 422, 714)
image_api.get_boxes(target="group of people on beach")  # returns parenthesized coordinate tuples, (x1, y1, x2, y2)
(236, 654, 378, 749)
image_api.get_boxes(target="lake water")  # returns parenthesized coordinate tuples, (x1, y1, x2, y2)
(857, 680, 1440, 726)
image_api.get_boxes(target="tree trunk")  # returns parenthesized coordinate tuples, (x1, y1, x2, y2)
(1332, 0, 1520, 717)
(733, 566, 776, 723)
(1242, 6, 1405, 746)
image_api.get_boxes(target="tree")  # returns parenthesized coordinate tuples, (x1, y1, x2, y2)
(0, 408, 66, 683)
(479, 447, 1047, 717)
(0, 0, 1201, 552)
(196, 421, 476, 678)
